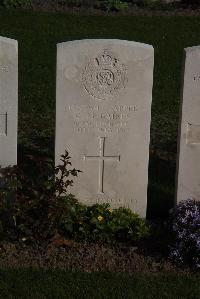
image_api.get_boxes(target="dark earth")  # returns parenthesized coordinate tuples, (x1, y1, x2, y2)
(0, 239, 189, 273)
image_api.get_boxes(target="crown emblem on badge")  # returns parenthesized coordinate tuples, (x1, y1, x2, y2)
(96, 50, 116, 67)
(81, 49, 127, 100)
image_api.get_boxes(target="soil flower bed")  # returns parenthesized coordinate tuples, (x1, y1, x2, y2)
(0, 240, 188, 273)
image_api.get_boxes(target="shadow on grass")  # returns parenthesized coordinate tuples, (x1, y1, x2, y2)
(147, 154, 176, 220)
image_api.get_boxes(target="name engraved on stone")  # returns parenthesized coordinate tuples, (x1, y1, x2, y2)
(186, 123, 200, 144)
(0, 113, 7, 135)
(81, 49, 127, 100)
(68, 104, 137, 134)
(83, 137, 120, 194)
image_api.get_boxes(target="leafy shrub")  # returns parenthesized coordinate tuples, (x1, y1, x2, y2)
(96, 0, 129, 11)
(136, 0, 167, 9)
(169, 199, 200, 270)
(57, 0, 85, 7)
(0, 151, 81, 243)
(61, 202, 150, 244)
(0, 0, 31, 8)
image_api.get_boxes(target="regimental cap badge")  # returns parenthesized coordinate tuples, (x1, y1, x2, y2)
(81, 49, 127, 100)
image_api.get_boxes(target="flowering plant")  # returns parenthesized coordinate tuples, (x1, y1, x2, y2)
(61, 203, 150, 244)
(169, 199, 200, 270)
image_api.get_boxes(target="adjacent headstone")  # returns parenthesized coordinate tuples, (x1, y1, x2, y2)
(56, 39, 154, 217)
(176, 46, 200, 203)
(0, 36, 18, 167)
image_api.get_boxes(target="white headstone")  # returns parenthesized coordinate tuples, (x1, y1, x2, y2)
(176, 46, 200, 203)
(0, 36, 18, 167)
(56, 39, 154, 217)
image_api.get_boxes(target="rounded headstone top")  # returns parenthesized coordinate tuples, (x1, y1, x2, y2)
(57, 39, 153, 51)
(0, 36, 18, 47)
(184, 45, 200, 53)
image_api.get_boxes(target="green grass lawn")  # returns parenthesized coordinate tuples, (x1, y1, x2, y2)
(1, 10, 200, 217)
(0, 269, 199, 299)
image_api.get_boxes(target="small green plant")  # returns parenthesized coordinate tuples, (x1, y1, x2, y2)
(114, 0, 129, 10)
(97, 0, 129, 11)
(61, 203, 150, 244)
(55, 0, 95, 8)
(1, 0, 31, 8)
(137, 0, 163, 9)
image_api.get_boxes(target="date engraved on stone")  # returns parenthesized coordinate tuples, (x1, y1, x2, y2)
(81, 50, 127, 100)
(0, 113, 7, 135)
(186, 123, 200, 144)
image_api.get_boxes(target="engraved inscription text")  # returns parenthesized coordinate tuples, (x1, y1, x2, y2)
(67, 104, 137, 134)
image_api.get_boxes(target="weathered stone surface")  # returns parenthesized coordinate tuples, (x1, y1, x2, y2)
(56, 39, 154, 217)
(0, 36, 18, 167)
(176, 46, 200, 203)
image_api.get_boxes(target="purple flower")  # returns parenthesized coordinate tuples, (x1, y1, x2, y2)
(169, 199, 200, 270)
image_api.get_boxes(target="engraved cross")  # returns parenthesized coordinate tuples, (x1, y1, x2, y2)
(83, 137, 120, 194)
